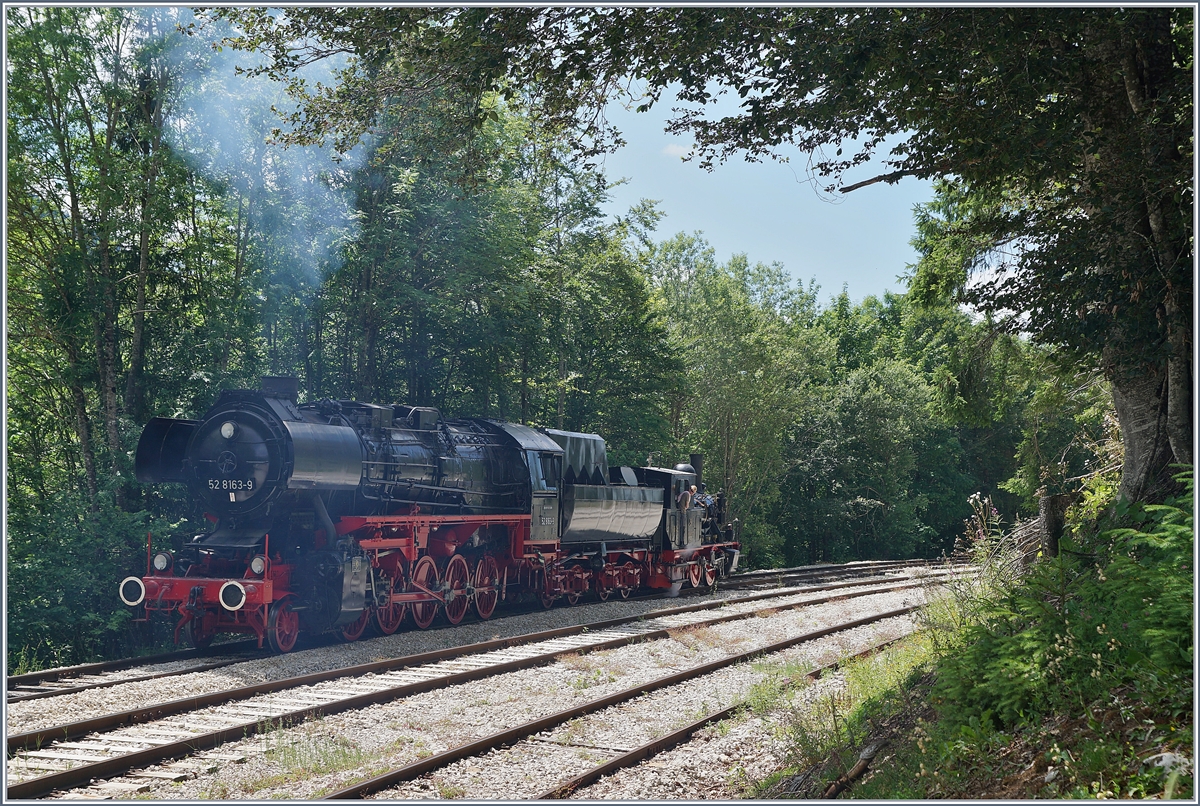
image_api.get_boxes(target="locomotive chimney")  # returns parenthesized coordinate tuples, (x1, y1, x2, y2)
(689, 452, 703, 489)
(261, 376, 299, 402)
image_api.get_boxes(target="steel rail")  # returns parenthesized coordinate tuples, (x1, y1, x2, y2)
(7, 564, 966, 762)
(5, 576, 947, 799)
(536, 636, 909, 799)
(321, 607, 920, 799)
(5, 561, 917, 706)
(5, 558, 931, 703)
(5, 640, 258, 691)
(718, 561, 933, 591)
(6, 658, 256, 704)
(5, 567, 961, 756)
(726, 558, 942, 582)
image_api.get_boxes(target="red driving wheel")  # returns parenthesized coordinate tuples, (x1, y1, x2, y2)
(620, 562, 636, 598)
(410, 556, 440, 630)
(473, 556, 499, 620)
(340, 607, 370, 642)
(374, 578, 408, 635)
(443, 554, 470, 625)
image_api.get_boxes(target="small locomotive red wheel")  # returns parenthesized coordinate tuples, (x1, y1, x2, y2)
(374, 580, 408, 635)
(267, 599, 300, 654)
(597, 586, 611, 602)
(473, 556, 499, 620)
(565, 591, 581, 605)
(410, 556, 440, 630)
(340, 608, 370, 642)
(701, 557, 718, 587)
(537, 569, 555, 609)
(443, 554, 470, 625)
(374, 601, 407, 635)
(687, 559, 704, 588)
(620, 562, 635, 598)
(184, 613, 216, 649)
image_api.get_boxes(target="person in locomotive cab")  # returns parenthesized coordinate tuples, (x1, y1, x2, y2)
(676, 483, 692, 511)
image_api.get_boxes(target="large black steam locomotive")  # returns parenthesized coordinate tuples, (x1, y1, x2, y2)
(121, 377, 740, 652)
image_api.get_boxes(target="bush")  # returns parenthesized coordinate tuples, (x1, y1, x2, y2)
(932, 470, 1193, 729)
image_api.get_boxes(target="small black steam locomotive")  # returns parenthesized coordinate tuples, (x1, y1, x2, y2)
(121, 377, 740, 652)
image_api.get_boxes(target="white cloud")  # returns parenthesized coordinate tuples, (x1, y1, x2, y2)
(662, 143, 692, 158)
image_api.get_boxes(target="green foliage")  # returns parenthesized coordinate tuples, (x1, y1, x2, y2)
(932, 471, 1193, 730)
(6, 7, 1124, 675)
(6, 486, 187, 672)
(775, 293, 1027, 564)
(645, 236, 827, 567)
(841, 482, 1193, 800)
(244, 6, 1192, 504)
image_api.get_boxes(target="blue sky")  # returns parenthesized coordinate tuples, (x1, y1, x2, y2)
(598, 100, 934, 305)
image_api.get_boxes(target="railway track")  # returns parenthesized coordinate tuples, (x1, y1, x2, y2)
(6, 565, 963, 799)
(326, 627, 914, 800)
(5, 653, 262, 705)
(6, 558, 940, 707)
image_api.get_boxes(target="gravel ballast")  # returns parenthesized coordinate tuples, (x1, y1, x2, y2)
(44, 580, 940, 800)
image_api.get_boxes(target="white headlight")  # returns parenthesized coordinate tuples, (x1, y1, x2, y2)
(220, 421, 236, 439)
(250, 555, 266, 575)
(152, 551, 173, 572)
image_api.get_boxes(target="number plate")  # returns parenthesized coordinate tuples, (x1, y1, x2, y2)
(208, 478, 255, 491)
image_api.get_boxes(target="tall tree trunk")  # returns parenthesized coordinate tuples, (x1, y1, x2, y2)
(69, 376, 100, 511)
(557, 353, 566, 429)
(95, 250, 125, 509)
(520, 350, 529, 424)
(1164, 293, 1192, 467)
(125, 65, 167, 424)
(1095, 19, 1192, 502)
(1106, 350, 1176, 503)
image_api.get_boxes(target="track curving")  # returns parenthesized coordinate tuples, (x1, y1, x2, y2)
(6, 564, 966, 799)
(7, 558, 938, 708)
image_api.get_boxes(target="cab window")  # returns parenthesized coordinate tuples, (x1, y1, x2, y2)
(528, 451, 561, 492)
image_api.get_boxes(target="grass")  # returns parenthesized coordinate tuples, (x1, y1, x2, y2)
(753, 475, 1194, 800)
(666, 623, 721, 648)
(249, 728, 369, 791)
(224, 716, 441, 797)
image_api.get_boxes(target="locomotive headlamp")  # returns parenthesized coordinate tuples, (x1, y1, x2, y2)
(152, 551, 174, 573)
(250, 555, 267, 575)
(220, 421, 237, 439)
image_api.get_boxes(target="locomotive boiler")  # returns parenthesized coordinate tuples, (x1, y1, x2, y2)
(121, 377, 740, 652)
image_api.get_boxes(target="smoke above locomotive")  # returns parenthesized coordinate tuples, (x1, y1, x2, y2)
(123, 377, 739, 652)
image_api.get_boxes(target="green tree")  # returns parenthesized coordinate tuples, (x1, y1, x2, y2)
(221, 7, 1191, 503)
(6, 8, 273, 669)
(643, 233, 832, 567)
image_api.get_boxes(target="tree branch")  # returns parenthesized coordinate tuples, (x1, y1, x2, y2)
(839, 169, 925, 193)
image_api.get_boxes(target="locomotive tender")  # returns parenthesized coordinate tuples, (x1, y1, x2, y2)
(121, 377, 740, 652)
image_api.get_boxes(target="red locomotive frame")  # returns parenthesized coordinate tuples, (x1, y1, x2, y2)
(128, 510, 737, 652)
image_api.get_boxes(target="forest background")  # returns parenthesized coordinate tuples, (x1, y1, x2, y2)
(5, 7, 1183, 673)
